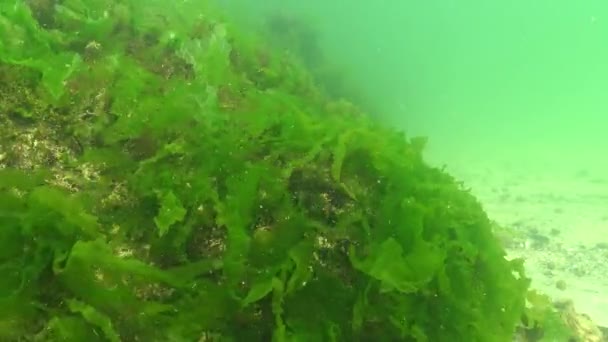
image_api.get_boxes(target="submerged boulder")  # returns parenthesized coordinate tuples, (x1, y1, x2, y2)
(0, 1, 536, 341)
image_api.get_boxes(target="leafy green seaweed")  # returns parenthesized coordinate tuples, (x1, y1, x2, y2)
(0, 0, 562, 341)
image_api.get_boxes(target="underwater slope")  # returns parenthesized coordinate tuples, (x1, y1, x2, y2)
(0, 0, 573, 341)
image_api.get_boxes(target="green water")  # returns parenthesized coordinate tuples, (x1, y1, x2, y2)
(221, 0, 608, 164)
(1, 0, 605, 340)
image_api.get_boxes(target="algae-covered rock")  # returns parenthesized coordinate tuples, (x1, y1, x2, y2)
(1, 1, 531, 341)
(557, 300, 605, 342)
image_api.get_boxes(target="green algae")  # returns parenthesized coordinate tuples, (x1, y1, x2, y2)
(0, 1, 573, 341)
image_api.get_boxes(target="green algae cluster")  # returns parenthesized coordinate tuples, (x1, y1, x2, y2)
(0, 1, 536, 341)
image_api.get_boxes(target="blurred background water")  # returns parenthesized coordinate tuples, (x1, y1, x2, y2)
(218, 0, 608, 166)
(218, 0, 608, 329)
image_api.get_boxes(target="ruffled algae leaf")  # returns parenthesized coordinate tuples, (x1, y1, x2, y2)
(154, 190, 187, 237)
(350, 237, 444, 294)
(67, 299, 121, 342)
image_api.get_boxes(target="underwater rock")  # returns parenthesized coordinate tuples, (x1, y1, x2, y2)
(0, 1, 582, 341)
(556, 300, 605, 342)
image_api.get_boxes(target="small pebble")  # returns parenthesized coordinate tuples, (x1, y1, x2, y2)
(549, 228, 560, 236)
